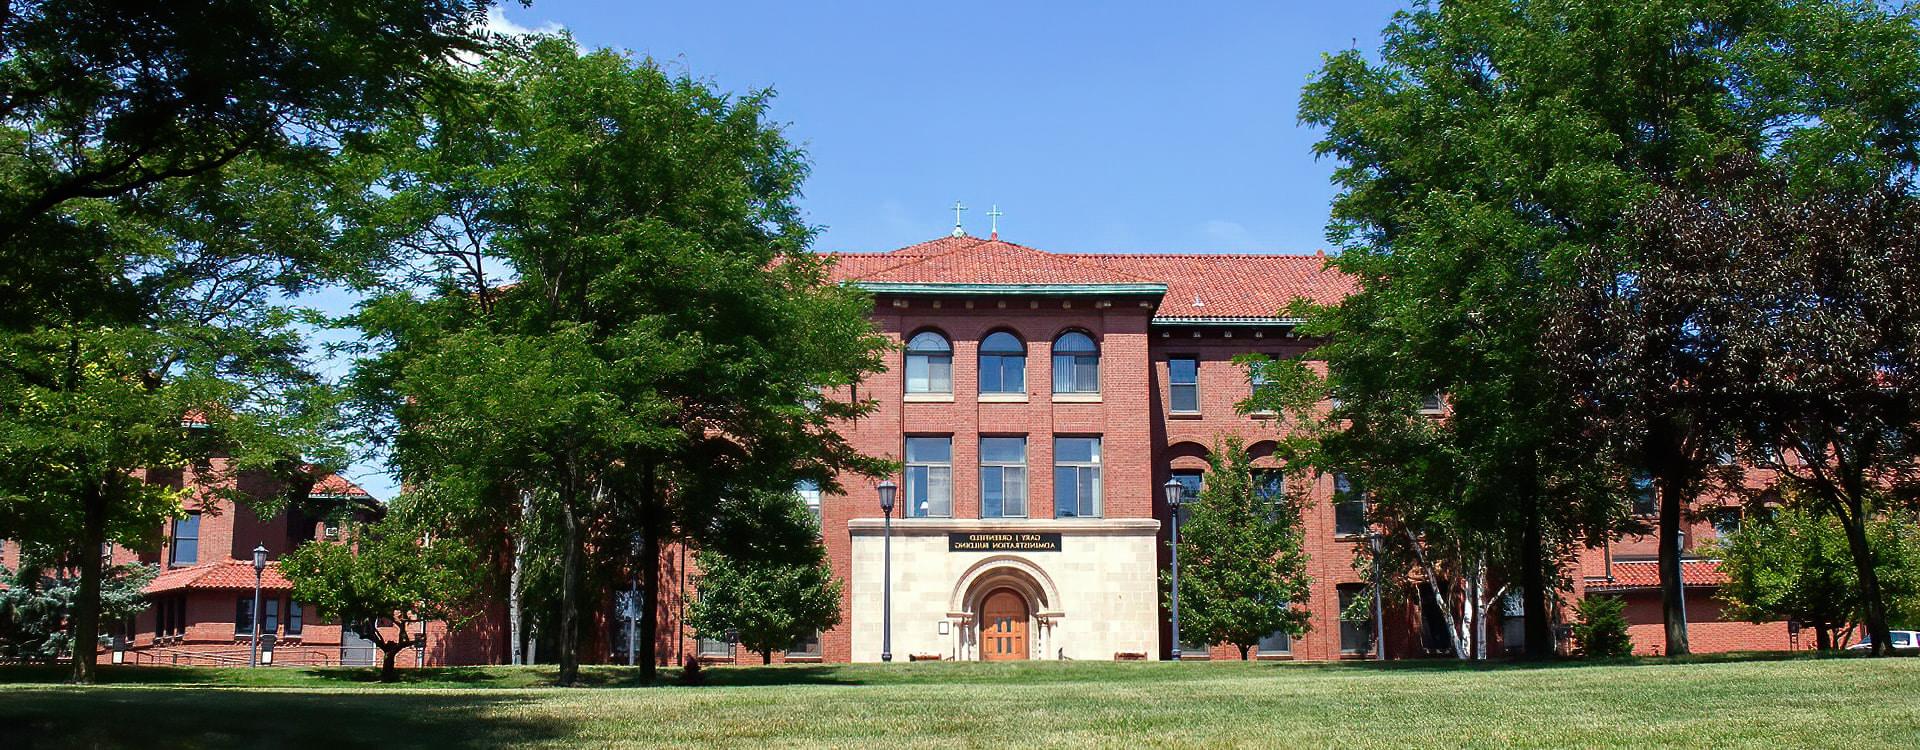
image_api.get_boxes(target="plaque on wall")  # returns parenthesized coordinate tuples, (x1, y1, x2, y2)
(948, 532, 1063, 552)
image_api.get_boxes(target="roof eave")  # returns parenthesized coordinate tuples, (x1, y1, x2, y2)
(1150, 317, 1305, 327)
(850, 281, 1168, 296)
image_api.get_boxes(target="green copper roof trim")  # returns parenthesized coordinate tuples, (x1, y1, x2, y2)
(1150, 317, 1304, 327)
(850, 281, 1168, 296)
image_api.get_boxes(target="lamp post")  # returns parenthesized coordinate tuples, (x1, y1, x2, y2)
(1368, 531, 1385, 661)
(1164, 478, 1185, 661)
(878, 480, 896, 663)
(250, 543, 267, 668)
(1676, 530, 1689, 643)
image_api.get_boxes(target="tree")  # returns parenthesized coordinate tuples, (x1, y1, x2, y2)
(280, 515, 480, 682)
(1163, 437, 1312, 660)
(1571, 596, 1633, 659)
(346, 37, 890, 685)
(0, 0, 500, 685)
(0, 545, 155, 662)
(1299, 0, 1920, 658)
(1712, 507, 1869, 650)
(686, 546, 842, 665)
(0, 0, 493, 279)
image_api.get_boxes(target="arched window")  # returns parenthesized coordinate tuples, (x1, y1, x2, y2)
(1052, 331, 1099, 394)
(905, 331, 952, 393)
(979, 331, 1026, 394)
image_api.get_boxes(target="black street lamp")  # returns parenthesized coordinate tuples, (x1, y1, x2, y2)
(250, 543, 267, 668)
(1368, 531, 1385, 661)
(1164, 478, 1185, 661)
(877, 479, 896, 663)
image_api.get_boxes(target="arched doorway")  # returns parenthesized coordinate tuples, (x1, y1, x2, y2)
(980, 588, 1029, 661)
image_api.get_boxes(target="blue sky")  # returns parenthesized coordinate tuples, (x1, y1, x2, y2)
(331, 1, 1409, 498)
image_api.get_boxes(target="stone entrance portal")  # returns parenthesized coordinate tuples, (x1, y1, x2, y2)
(980, 588, 1029, 660)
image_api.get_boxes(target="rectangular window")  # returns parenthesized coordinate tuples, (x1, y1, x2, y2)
(698, 636, 730, 657)
(1420, 393, 1444, 413)
(788, 630, 822, 658)
(1053, 437, 1103, 518)
(170, 513, 200, 566)
(1169, 357, 1199, 413)
(980, 437, 1029, 518)
(1253, 469, 1285, 518)
(1631, 474, 1657, 516)
(1170, 469, 1202, 525)
(235, 597, 255, 636)
(1334, 474, 1366, 537)
(1710, 507, 1742, 539)
(905, 437, 953, 518)
(1258, 627, 1292, 655)
(263, 598, 279, 634)
(288, 601, 303, 636)
(796, 480, 822, 523)
(1339, 585, 1371, 655)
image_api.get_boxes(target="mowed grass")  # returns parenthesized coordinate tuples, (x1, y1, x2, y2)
(3, 655, 1918, 748)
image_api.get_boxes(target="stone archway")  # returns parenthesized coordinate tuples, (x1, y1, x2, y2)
(948, 556, 1065, 661)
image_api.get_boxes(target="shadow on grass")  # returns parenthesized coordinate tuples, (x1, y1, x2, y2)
(0, 688, 572, 750)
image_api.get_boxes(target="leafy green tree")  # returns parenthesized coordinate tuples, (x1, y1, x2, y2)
(1298, 0, 1920, 657)
(0, 545, 155, 662)
(1163, 437, 1312, 660)
(346, 37, 890, 685)
(686, 542, 842, 665)
(280, 516, 480, 682)
(0, 0, 493, 281)
(1571, 596, 1633, 659)
(1712, 507, 1865, 650)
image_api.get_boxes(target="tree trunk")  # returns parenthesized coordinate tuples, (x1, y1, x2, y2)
(1520, 511, 1554, 659)
(381, 644, 402, 683)
(1835, 501, 1894, 657)
(1238, 644, 1251, 660)
(1815, 623, 1833, 651)
(1657, 473, 1690, 657)
(68, 481, 105, 685)
(510, 488, 531, 666)
(556, 487, 585, 686)
(638, 461, 661, 684)
(1406, 528, 1468, 659)
(762, 649, 773, 665)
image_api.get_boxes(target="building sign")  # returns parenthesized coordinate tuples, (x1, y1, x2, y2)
(948, 532, 1063, 552)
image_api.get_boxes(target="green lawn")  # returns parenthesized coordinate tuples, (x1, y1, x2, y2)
(2, 655, 1917, 748)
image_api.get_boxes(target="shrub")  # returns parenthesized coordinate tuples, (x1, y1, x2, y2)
(1574, 596, 1633, 658)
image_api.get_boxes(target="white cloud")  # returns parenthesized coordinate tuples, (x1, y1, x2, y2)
(484, 5, 564, 37)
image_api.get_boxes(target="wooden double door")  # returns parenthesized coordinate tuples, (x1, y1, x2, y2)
(980, 588, 1029, 661)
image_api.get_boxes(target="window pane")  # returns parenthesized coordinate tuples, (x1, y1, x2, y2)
(982, 466, 1003, 518)
(171, 514, 199, 566)
(980, 437, 1026, 463)
(235, 598, 254, 636)
(1052, 354, 1071, 393)
(1055, 437, 1097, 463)
(1259, 629, 1291, 654)
(1054, 467, 1077, 517)
(1631, 473, 1656, 515)
(982, 332, 1022, 354)
(928, 466, 952, 517)
(1171, 471, 1203, 504)
(1004, 467, 1027, 517)
(1055, 332, 1095, 352)
(908, 331, 951, 353)
(1083, 467, 1101, 517)
(980, 356, 1003, 393)
(1171, 384, 1198, 413)
(288, 602, 303, 635)
(906, 437, 952, 463)
(1074, 356, 1099, 392)
(906, 355, 929, 392)
(928, 355, 952, 392)
(265, 599, 279, 633)
(1169, 358, 1197, 385)
(1339, 586, 1371, 654)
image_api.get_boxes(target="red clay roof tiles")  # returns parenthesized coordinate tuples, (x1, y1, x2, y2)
(824, 236, 1352, 321)
(145, 560, 294, 594)
(1585, 559, 1728, 592)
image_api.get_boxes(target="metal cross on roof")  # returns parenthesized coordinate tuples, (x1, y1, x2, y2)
(987, 205, 1004, 239)
(950, 201, 968, 237)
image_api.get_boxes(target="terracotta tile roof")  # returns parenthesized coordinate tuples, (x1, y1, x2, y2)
(146, 560, 293, 594)
(310, 473, 372, 498)
(823, 236, 1352, 321)
(1585, 559, 1729, 592)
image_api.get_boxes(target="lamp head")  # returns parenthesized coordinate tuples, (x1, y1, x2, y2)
(1163, 478, 1184, 510)
(252, 543, 268, 571)
(877, 480, 897, 514)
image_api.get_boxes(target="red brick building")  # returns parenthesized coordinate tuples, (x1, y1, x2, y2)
(0, 458, 496, 668)
(659, 232, 1802, 665)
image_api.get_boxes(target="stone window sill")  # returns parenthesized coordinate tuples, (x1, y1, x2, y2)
(978, 393, 1029, 403)
(904, 393, 954, 403)
(1051, 392, 1103, 404)
(1168, 411, 1202, 419)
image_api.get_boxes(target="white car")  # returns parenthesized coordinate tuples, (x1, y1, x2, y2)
(1847, 630, 1920, 653)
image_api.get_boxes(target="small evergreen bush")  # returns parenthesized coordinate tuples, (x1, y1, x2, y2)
(1573, 596, 1633, 658)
